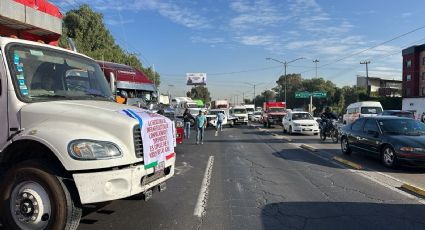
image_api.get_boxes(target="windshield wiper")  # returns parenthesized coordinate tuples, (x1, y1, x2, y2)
(383, 131, 404, 135)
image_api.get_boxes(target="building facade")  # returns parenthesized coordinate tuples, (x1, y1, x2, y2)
(356, 76, 402, 97)
(402, 44, 425, 97)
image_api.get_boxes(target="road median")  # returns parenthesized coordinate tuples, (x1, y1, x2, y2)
(332, 156, 363, 170)
(401, 183, 425, 198)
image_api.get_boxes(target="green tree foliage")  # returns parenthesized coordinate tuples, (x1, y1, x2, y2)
(258, 74, 401, 115)
(188, 86, 211, 103)
(58, 4, 160, 85)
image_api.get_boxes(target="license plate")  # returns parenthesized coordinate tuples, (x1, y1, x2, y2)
(303, 128, 312, 131)
(155, 161, 165, 173)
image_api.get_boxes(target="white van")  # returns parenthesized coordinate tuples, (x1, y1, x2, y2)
(343, 101, 383, 124)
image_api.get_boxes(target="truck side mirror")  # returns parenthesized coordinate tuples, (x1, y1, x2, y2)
(110, 72, 117, 94)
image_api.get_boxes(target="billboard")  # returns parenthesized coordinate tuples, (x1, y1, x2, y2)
(186, 73, 207, 86)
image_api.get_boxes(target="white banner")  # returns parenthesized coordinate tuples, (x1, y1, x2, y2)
(120, 108, 175, 169)
(186, 73, 207, 85)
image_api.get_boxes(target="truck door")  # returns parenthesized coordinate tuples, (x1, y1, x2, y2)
(0, 58, 8, 149)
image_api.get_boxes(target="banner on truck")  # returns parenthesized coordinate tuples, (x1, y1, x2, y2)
(186, 73, 207, 86)
(120, 109, 175, 169)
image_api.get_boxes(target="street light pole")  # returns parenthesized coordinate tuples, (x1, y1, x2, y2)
(313, 59, 319, 78)
(266, 57, 304, 106)
(360, 60, 371, 97)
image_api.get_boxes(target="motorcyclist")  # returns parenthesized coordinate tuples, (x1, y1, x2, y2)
(320, 107, 338, 135)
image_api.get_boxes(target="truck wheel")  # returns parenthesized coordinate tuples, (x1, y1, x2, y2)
(0, 161, 82, 230)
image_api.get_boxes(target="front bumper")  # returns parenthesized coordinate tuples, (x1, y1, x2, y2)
(73, 156, 175, 204)
(235, 117, 248, 123)
(291, 127, 319, 134)
(397, 153, 425, 166)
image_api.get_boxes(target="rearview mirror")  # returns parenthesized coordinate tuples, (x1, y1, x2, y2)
(109, 72, 116, 94)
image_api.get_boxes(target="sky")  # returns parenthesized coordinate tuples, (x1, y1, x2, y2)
(52, 0, 425, 102)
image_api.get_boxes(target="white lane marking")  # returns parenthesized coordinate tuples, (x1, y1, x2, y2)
(194, 156, 215, 217)
(236, 182, 243, 193)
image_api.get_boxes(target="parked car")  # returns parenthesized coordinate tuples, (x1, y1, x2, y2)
(282, 111, 319, 135)
(343, 101, 383, 124)
(380, 110, 415, 119)
(340, 116, 425, 168)
(251, 111, 262, 122)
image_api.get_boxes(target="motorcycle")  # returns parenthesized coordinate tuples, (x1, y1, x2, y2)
(319, 119, 339, 143)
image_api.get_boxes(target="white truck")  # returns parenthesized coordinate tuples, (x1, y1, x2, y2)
(402, 98, 425, 121)
(0, 2, 176, 229)
(244, 104, 255, 120)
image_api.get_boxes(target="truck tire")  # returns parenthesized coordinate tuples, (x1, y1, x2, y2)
(0, 161, 82, 230)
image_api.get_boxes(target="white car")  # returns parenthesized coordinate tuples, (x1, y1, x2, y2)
(282, 111, 319, 135)
(250, 111, 262, 122)
(206, 109, 236, 127)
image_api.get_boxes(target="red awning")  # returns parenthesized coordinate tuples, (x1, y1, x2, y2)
(13, 0, 63, 19)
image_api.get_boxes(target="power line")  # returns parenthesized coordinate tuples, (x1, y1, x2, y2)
(319, 24, 425, 68)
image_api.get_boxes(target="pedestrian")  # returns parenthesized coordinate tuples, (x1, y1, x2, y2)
(216, 111, 225, 132)
(183, 109, 195, 139)
(196, 110, 207, 145)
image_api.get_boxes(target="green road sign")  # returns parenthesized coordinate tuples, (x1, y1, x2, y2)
(295, 91, 311, 99)
(312, 91, 327, 98)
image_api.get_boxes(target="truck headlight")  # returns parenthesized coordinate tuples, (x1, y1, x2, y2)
(68, 140, 122, 160)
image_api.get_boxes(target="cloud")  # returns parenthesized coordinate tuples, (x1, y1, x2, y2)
(191, 36, 225, 44)
(55, 0, 211, 29)
(105, 18, 135, 26)
(236, 35, 278, 46)
(229, 0, 288, 30)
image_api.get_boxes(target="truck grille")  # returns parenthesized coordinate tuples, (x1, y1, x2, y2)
(133, 126, 143, 159)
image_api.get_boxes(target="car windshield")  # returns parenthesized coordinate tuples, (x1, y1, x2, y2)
(361, 107, 383, 114)
(378, 119, 425, 135)
(246, 108, 254, 112)
(269, 107, 285, 113)
(292, 113, 314, 120)
(7, 44, 112, 102)
(233, 109, 247, 114)
(254, 111, 262, 115)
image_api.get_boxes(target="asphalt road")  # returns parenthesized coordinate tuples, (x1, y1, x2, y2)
(77, 123, 425, 230)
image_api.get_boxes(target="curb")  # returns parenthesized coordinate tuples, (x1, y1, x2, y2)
(300, 144, 318, 152)
(332, 156, 363, 170)
(401, 183, 425, 198)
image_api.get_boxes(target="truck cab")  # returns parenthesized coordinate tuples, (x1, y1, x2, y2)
(261, 102, 287, 128)
(0, 1, 176, 229)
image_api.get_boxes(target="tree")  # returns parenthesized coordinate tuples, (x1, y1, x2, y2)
(59, 5, 160, 84)
(189, 86, 211, 103)
(262, 90, 276, 102)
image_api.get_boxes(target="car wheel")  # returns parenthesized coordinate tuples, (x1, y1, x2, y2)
(289, 126, 293, 135)
(0, 161, 82, 230)
(341, 137, 351, 155)
(331, 129, 338, 143)
(381, 146, 398, 168)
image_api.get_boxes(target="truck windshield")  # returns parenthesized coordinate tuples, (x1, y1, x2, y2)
(361, 107, 382, 114)
(233, 109, 247, 114)
(7, 44, 112, 102)
(269, 107, 285, 113)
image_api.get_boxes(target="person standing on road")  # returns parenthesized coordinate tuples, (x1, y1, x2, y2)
(196, 110, 207, 144)
(216, 111, 225, 132)
(183, 109, 195, 139)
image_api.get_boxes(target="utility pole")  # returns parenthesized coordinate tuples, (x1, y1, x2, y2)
(244, 82, 263, 106)
(266, 57, 304, 106)
(313, 59, 319, 78)
(360, 61, 371, 97)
